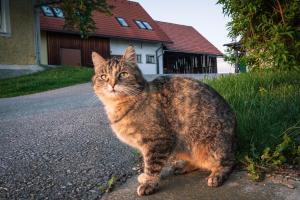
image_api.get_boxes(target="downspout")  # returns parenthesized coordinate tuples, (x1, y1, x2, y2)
(33, 0, 41, 65)
(155, 44, 164, 74)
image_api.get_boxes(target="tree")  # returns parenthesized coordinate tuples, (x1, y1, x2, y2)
(218, 0, 300, 71)
(37, 0, 112, 38)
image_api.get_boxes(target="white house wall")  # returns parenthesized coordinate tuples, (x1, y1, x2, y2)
(110, 39, 163, 74)
(217, 57, 235, 73)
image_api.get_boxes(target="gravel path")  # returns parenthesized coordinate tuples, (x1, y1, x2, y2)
(0, 83, 138, 199)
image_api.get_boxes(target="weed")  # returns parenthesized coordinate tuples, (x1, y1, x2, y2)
(99, 176, 117, 193)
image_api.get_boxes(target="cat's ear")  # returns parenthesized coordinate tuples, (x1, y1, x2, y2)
(122, 46, 136, 63)
(92, 52, 106, 73)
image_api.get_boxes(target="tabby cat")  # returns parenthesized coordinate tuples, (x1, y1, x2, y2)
(92, 46, 236, 196)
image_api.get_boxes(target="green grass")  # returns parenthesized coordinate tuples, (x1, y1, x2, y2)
(0, 66, 93, 98)
(205, 72, 300, 158)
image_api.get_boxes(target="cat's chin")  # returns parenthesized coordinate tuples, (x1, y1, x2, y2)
(107, 92, 119, 97)
(100, 91, 125, 99)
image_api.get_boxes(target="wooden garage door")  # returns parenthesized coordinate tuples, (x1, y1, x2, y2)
(60, 48, 81, 66)
(47, 32, 110, 67)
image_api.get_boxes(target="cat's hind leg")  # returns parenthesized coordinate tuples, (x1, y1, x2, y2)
(207, 160, 234, 187)
(191, 143, 235, 187)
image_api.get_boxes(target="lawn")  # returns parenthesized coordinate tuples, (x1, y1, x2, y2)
(205, 72, 300, 159)
(0, 66, 93, 98)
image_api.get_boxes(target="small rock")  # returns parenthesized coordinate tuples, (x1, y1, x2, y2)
(0, 187, 8, 191)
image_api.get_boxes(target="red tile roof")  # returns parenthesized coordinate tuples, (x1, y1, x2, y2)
(156, 21, 222, 55)
(40, 0, 171, 43)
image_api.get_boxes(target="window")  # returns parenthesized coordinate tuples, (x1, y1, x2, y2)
(52, 7, 64, 18)
(0, 0, 10, 36)
(116, 17, 129, 27)
(135, 20, 146, 29)
(142, 21, 152, 30)
(41, 6, 64, 18)
(136, 54, 142, 63)
(135, 20, 153, 30)
(41, 5, 55, 17)
(146, 55, 155, 64)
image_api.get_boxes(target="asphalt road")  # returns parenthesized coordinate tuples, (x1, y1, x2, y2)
(0, 83, 138, 199)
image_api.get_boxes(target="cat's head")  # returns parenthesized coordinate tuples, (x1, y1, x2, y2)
(92, 46, 147, 99)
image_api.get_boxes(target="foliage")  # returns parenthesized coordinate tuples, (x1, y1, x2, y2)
(38, 0, 112, 38)
(0, 66, 93, 98)
(132, 149, 142, 158)
(243, 123, 300, 181)
(205, 72, 300, 180)
(99, 176, 117, 193)
(217, 0, 300, 71)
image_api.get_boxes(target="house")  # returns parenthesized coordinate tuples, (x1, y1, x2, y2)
(39, 0, 222, 74)
(39, 0, 171, 74)
(223, 41, 247, 73)
(156, 21, 222, 74)
(0, 0, 222, 75)
(0, 0, 39, 65)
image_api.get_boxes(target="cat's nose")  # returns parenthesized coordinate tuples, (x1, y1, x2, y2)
(108, 80, 116, 91)
(110, 83, 116, 92)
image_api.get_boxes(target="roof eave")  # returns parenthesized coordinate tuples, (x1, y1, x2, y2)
(163, 49, 223, 56)
(40, 28, 172, 43)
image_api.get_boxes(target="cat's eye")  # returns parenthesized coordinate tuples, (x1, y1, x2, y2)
(100, 74, 108, 81)
(119, 72, 129, 79)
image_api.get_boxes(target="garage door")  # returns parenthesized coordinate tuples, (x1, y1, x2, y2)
(60, 48, 81, 66)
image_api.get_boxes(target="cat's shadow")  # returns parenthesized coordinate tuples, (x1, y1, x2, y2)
(160, 166, 210, 180)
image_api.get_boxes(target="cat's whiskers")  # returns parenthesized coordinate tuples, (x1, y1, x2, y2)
(119, 86, 142, 97)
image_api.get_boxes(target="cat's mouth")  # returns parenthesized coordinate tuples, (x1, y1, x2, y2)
(106, 88, 121, 96)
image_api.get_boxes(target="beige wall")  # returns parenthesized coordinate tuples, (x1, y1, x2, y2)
(0, 0, 36, 65)
(41, 31, 48, 65)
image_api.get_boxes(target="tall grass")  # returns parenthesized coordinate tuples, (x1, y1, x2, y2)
(205, 72, 300, 158)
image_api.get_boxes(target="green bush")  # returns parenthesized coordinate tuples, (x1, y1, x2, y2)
(218, 0, 300, 71)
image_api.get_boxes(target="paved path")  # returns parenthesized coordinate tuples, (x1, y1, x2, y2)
(103, 170, 300, 200)
(0, 83, 138, 199)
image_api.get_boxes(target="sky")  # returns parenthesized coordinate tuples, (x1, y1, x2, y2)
(132, 0, 232, 53)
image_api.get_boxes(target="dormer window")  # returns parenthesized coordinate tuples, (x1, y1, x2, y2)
(116, 17, 128, 27)
(135, 20, 153, 30)
(52, 7, 64, 18)
(142, 21, 152, 30)
(41, 5, 55, 17)
(135, 20, 146, 29)
(41, 5, 64, 18)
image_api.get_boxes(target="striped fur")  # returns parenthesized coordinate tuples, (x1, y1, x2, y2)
(92, 47, 236, 196)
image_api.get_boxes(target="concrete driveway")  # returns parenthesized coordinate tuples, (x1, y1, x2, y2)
(0, 83, 138, 199)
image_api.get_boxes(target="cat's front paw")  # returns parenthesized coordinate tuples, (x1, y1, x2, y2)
(137, 182, 159, 196)
(138, 173, 159, 184)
